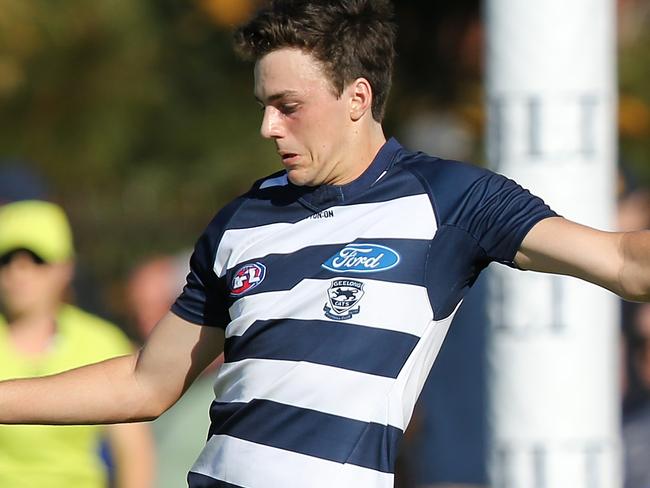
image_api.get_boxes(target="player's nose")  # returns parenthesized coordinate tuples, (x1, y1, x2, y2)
(260, 107, 283, 139)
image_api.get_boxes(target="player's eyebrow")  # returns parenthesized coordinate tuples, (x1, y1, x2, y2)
(254, 90, 300, 104)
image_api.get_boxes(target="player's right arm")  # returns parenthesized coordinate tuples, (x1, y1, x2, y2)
(0, 312, 224, 425)
(516, 216, 650, 302)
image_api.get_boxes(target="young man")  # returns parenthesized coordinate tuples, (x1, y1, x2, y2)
(1, 2, 649, 487)
(0, 200, 154, 487)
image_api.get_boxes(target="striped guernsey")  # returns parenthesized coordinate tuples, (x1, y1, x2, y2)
(171, 138, 556, 488)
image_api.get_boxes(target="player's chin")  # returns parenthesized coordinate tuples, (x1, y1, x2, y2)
(286, 168, 317, 187)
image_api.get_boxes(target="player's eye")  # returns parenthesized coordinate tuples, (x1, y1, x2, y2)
(280, 103, 299, 115)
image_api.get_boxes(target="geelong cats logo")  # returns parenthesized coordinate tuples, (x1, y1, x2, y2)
(324, 279, 365, 321)
(230, 262, 266, 296)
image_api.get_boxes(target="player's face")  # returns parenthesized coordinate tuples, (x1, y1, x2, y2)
(254, 48, 355, 186)
(0, 250, 71, 318)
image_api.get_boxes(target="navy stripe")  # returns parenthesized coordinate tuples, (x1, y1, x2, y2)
(225, 319, 418, 378)
(207, 399, 402, 473)
(233, 188, 314, 227)
(349, 161, 428, 206)
(225, 238, 430, 303)
(187, 472, 245, 488)
(223, 164, 427, 230)
(426, 225, 487, 320)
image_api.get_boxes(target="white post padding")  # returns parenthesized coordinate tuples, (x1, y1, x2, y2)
(486, 0, 620, 486)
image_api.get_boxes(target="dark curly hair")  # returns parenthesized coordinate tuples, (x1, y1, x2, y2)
(234, 0, 396, 122)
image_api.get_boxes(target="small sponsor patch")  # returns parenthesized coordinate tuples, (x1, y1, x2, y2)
(322, 243, 400, 273)
(324, 279, 365, 321)
(230, 262, 266, 296)
(308, 209, 335, 220)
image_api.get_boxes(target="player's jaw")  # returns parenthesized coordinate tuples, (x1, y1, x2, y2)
(280, 153, 318, 186)
(277, 149, 336, 187)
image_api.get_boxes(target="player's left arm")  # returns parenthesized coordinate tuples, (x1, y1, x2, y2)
(106, 422, 156, 488)
(515, 216, 650, 302)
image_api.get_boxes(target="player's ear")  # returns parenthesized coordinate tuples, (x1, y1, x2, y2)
(348, 78, 373, 121)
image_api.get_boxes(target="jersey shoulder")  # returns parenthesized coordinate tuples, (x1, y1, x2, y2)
(395, 149, 499, 225)
(394, 147, 556, 265)
(201, 169, 296, 238)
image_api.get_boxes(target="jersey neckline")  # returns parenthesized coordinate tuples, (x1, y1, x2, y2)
(290, 137, 403, 211)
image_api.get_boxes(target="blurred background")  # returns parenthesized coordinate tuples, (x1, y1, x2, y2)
(0, 0, 492, 321)
(0, 0, 649, 487)
(0, 0, 648, 321)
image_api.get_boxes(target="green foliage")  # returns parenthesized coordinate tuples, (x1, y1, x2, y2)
(0, 0, 276, 284)
(619, 20, 650, 187)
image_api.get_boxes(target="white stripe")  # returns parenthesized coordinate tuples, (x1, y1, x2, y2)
(213, 359, 400, 427)
(214, 194, 436, 276)
(190, 435, 394, 488)
(390, 306, 459, 428)
(259, 174, 289, 189)
(374, 170, 388, 183)
(227, 279, 433, 338)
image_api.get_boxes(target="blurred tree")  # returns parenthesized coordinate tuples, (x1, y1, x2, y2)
(198, 0, 257, 26)
(0, 0, 275, 293)
(618, 0, 650, 187)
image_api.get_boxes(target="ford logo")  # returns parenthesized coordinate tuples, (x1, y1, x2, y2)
(322, 244, 400, 273)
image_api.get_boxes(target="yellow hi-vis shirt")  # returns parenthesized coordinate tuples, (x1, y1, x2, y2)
(0, 304, 133, 488)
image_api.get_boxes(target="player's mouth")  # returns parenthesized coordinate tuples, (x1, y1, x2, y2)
(280, 153, 299, 165)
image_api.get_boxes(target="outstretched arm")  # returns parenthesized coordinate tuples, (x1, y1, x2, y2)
(516, 216, 650, 301)
(0, 312, 224, 425)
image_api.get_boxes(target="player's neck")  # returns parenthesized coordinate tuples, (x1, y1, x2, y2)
(334, 122, 386, 185)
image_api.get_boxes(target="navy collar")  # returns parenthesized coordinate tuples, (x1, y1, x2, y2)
(292, 137, 402, 211)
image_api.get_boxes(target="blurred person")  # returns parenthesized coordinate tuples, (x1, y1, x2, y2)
(125, 253, 217, 488)
(618, 189, 650, 234)
(126, 255, 186, 339)
(629, 305, 650, 393)
(623, 303, 650, 488)
(394, 277, 487, 488)
(410, 280, 488, 488)
(0, 163, 105, 314)
(3, 3, 650, 488)
(0, 200, 154, 488)
(618, 187, 650, 415)
(617, 187, 650, 488)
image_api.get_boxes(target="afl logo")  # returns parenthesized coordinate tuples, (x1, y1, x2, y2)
(230, 262, 266, 296)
